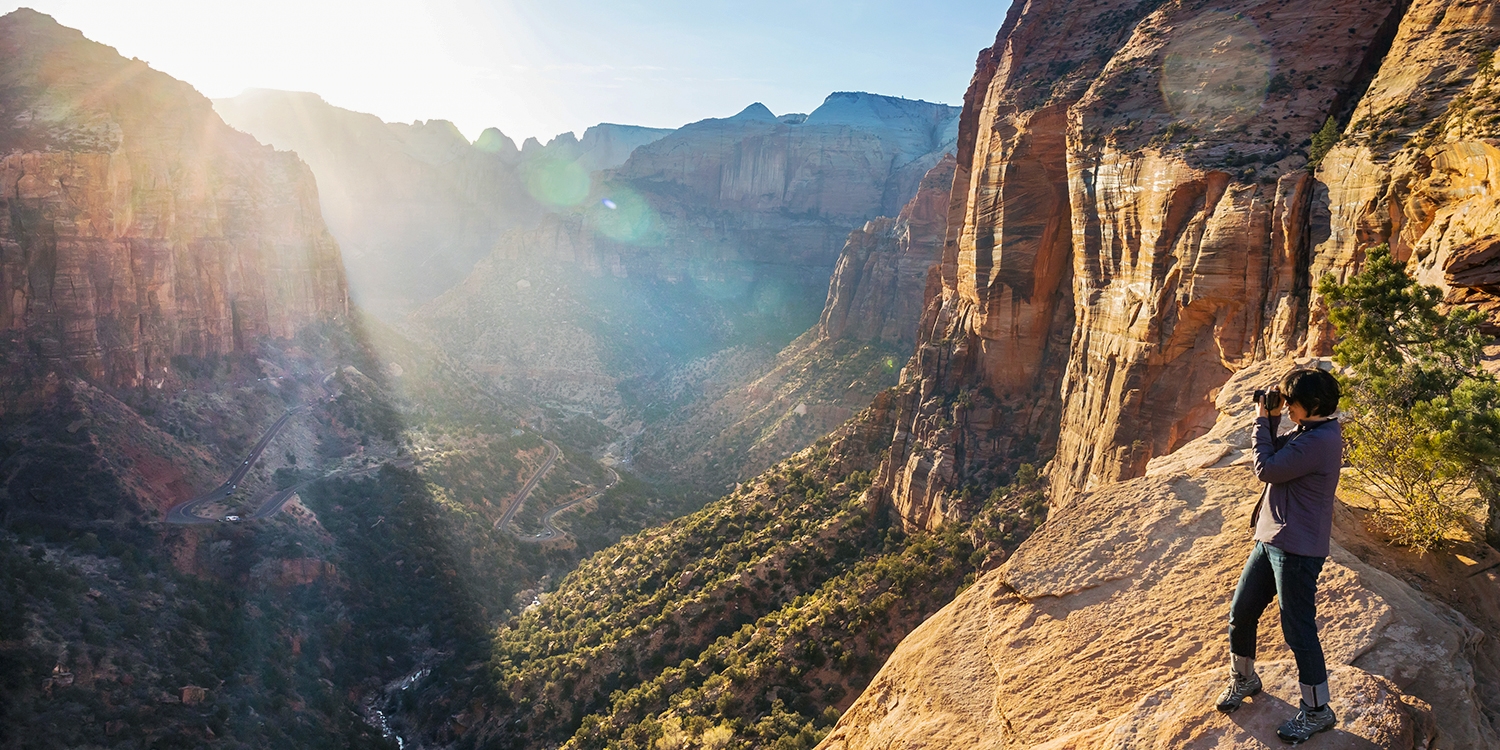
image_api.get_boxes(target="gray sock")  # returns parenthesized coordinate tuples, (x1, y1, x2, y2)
(1300, 681, 1330, 709)
(1232, 654, 1256, 679)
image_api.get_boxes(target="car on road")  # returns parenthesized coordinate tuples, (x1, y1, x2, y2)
(222, 515, 241, 522)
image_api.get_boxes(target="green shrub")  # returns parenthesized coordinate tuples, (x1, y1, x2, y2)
(1319, 243, 1500, 550)
(1307, 116, 1342, 169)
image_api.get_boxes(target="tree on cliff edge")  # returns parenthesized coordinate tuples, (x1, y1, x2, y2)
(1319, 243, 1500, 552)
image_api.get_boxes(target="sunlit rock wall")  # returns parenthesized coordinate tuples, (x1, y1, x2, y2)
(865, 0, 1500, 527)
(0, 10, 347, 410)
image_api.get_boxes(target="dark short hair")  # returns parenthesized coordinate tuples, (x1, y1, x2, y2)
(1281, 368, 1341, 417)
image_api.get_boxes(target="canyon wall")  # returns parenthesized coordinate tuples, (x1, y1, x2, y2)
(412, 94, 960, 423)
(214, 90, 672, 315)
(823, 0, 1500, 744)
(869, 0, 1500, 529)
(618, 93, 958, 222)
(0, 10, 347, 410)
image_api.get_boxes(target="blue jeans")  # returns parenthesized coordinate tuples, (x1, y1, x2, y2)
(1228, 541, 1328, 686)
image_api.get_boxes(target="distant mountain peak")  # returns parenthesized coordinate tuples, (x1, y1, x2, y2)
(729, 102, 777, 122)
(235, 87, 327, 104)
(1, 7, 74, 35)
(805, 92, 959, 129)
(474, 127, 518, 156)
(547, 131, 581, 148)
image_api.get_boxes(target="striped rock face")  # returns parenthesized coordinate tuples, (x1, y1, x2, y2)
(865, 0, 1500, 530)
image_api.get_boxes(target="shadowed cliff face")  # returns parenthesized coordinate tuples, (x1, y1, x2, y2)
(870, 0, 1500, 528)
(819, 155, 956, 346)
(0, 10, 347, 411)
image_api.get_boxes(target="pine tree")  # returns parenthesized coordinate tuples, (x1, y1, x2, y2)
(1307, 116, 1341, 169)
(1319, 244, 1500, 551)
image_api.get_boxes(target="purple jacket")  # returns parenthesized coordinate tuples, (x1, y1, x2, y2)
(1250, 415, 1342, 557)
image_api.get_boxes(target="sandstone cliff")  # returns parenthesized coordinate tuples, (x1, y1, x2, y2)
(821, 3, 1500, 744)
(618, 93, 958, 221)
(868, 0, 1500, 530)
(1308, 0, 1500, 342)
(819, 155, 955, 346)
(0, 10, 347, 411)
(821, 360, 1500, 748)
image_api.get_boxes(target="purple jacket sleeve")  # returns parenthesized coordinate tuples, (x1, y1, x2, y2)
(1252, 416, 1321, 484)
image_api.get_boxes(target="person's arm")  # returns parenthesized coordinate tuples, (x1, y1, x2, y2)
(1252, 421, 1322, 483)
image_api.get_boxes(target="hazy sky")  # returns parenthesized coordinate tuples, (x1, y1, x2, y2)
(2, 1, 1012, 143)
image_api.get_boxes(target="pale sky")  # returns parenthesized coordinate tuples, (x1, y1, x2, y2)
(1, 1, 1012, 143)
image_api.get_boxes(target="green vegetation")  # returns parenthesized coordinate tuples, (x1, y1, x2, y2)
(636, 334, 909, 496)
(0, 530, 394, 749)
(1318, 243, 1500, 551)
(480, 425, 1048, 750)
(1306, 116, 1341, 169)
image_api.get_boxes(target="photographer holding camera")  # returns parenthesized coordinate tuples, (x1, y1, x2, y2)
(1214, 368, 1343, 744)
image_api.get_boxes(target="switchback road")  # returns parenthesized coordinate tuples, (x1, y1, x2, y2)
(494, 439, 560, 531)
(520, 465, 620, 542)
(165, 407, 301, 525)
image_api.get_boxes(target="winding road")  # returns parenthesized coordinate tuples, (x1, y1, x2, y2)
(164, 387, 616, 542)
(490, 437, 624, 542)
(521, 465, 620, 541)
(494, 439, 560, 531)
(165, 407, 302, 525)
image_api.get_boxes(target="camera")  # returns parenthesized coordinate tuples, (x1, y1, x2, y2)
(1253, 389, 1284, 411)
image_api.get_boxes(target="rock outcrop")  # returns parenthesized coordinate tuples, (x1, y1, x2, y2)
(820, 360, 1496, 748)
(213, 90, 671, 315)
(0, 11, 347, 411)
(1308, 0, 1500, 341)
(819, 155, 955, 346)
(867, 0, 1500, 530)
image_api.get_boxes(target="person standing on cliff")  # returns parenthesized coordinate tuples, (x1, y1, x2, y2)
(1215, 368, 1343, 744)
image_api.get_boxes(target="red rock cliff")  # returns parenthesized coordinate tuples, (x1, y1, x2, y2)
(870, 0, 1500, 528)
(0, 10, 347, 409)
(818, 155, 956, 346)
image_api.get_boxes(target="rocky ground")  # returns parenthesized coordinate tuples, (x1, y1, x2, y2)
(819, 361, 1500, 749)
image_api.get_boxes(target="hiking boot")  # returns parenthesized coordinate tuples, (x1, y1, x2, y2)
(1277, 701, 1336, 744)
(1215, 669, 1261, 712)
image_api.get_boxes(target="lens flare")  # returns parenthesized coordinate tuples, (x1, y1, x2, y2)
(522, 157, 590, 207)
(1160, 10, 1272, 128)
(752, 278, 790, 318)
(588, 186, 656, 243)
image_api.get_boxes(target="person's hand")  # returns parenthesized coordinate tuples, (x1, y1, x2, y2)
(1256, 388, 1284, 418)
